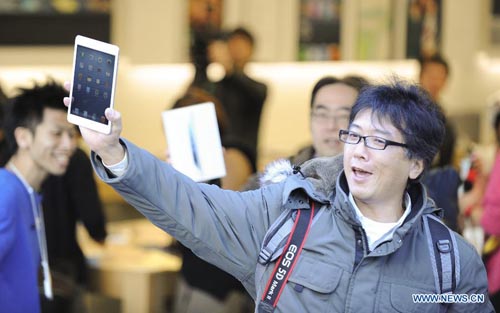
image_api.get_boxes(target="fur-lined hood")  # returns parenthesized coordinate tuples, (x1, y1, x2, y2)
(260, 154, 438, 221)
(260, 154, 344, 198)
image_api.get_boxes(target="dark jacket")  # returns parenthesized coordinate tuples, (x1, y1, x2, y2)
(421, 166, 461, 232)
(42, 148, 107, 284)
(215, 72, 267, 169)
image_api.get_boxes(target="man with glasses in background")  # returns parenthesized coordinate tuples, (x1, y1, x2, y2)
(308, 76, 368, 159)
(244, 75, 368, 189)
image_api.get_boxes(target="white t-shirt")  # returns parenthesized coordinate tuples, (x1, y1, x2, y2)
(349, 192, 411, 251)
(104, 150, 128, 176)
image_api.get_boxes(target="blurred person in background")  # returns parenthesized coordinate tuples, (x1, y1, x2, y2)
(244, 75, 369, 190)
(419, 54, 488, 234)
(209, 27, 268, 171)
(187, 25, 267, 172)
(0, 80, 107, 313)
(0, 81, 77, 313)
(419, 54, 462, 232)
(418, 54, 456, 168)
(169, 87, 254, 313)
(40, 126, 107, 313)
(188, 0, 223, 92)
(481, 108, 500, 311)
(307, 75, 369, 160)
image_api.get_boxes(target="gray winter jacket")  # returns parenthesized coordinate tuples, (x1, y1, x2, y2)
(91, 139, 493, 312)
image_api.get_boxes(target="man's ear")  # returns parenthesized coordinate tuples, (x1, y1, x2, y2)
(14, 127, 33, 150)
(409, 158, 424, 180)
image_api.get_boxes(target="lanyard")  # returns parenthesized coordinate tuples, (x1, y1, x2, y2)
(7, 163, 53, 300)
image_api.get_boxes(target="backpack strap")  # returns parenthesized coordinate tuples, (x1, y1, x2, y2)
(259, 202, 324, 265)
(423, 214, 461, 311)
(257, 201, 316, 313)
(259, 210, 295, 265)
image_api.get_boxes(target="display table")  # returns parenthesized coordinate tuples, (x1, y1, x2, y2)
(78, 219, 182, 313)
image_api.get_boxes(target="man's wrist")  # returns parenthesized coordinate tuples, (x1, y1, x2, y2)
(97, 144, 126, 166)
(103, 149, 128, 177)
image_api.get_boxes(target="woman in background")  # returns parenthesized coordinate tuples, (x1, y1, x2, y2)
(481, 109, 500, 311)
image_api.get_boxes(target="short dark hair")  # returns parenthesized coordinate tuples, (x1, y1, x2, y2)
(418, 54, 450, 77)
(4, 79, 68, 156)
(172, 86, 229, 136)
(310, 75, 370, 107)
(228, 27, 254, 46)
(349, 78, 445, 170)
(342, 75, 370, 92)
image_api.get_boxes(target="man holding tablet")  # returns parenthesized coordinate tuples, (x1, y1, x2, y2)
(66, 78, 493, 312)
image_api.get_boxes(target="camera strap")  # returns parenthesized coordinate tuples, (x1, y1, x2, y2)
(257, 201, 315, 313)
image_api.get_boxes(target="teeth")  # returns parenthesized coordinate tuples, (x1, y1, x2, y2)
(353, 167, 370, 174)
(55, 155, 70, 162)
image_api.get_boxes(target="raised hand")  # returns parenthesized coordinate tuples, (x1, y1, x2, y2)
(63, 82, 125, 165)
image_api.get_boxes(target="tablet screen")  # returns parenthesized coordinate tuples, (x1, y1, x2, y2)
(70, 45, 116, 125)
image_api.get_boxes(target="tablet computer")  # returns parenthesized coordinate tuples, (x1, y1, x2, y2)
(162, 102, 226, 182)
(67, 35, 119, 134)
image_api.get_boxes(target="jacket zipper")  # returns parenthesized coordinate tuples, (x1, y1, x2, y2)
(344, 226, 369, 313)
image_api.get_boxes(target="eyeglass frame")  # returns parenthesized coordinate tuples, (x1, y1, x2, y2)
(338, 129, 408, 150)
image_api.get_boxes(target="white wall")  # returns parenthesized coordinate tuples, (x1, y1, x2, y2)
(111, 0, 189, 64)
(223, 0, 299, 62)
(439, 0, 500, 145)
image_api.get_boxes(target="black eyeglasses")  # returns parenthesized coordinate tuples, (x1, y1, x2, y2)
(339, 129, 408, 150)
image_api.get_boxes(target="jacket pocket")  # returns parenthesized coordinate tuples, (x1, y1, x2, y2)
(276, 254, 343, 312)
(288, 254, 343, 292)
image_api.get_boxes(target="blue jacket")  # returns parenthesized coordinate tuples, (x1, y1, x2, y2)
(92, 140, 494, 312)
(0, 169, 41, 313)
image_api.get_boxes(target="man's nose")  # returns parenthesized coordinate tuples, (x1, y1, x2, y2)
(352, 137, 369, 159)
(325, 117, 341, 130)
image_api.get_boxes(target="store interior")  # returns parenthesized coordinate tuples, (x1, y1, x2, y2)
(1, 0, 500, 312)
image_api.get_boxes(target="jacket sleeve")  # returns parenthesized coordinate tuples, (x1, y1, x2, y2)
(90, 139, 285, 283)
(481, 152, 500, 236)
(452, 238, 495, 312)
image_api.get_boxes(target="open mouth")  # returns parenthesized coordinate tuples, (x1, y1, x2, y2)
(352, 166, 372, 177)
(54, 154, 71, 167)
